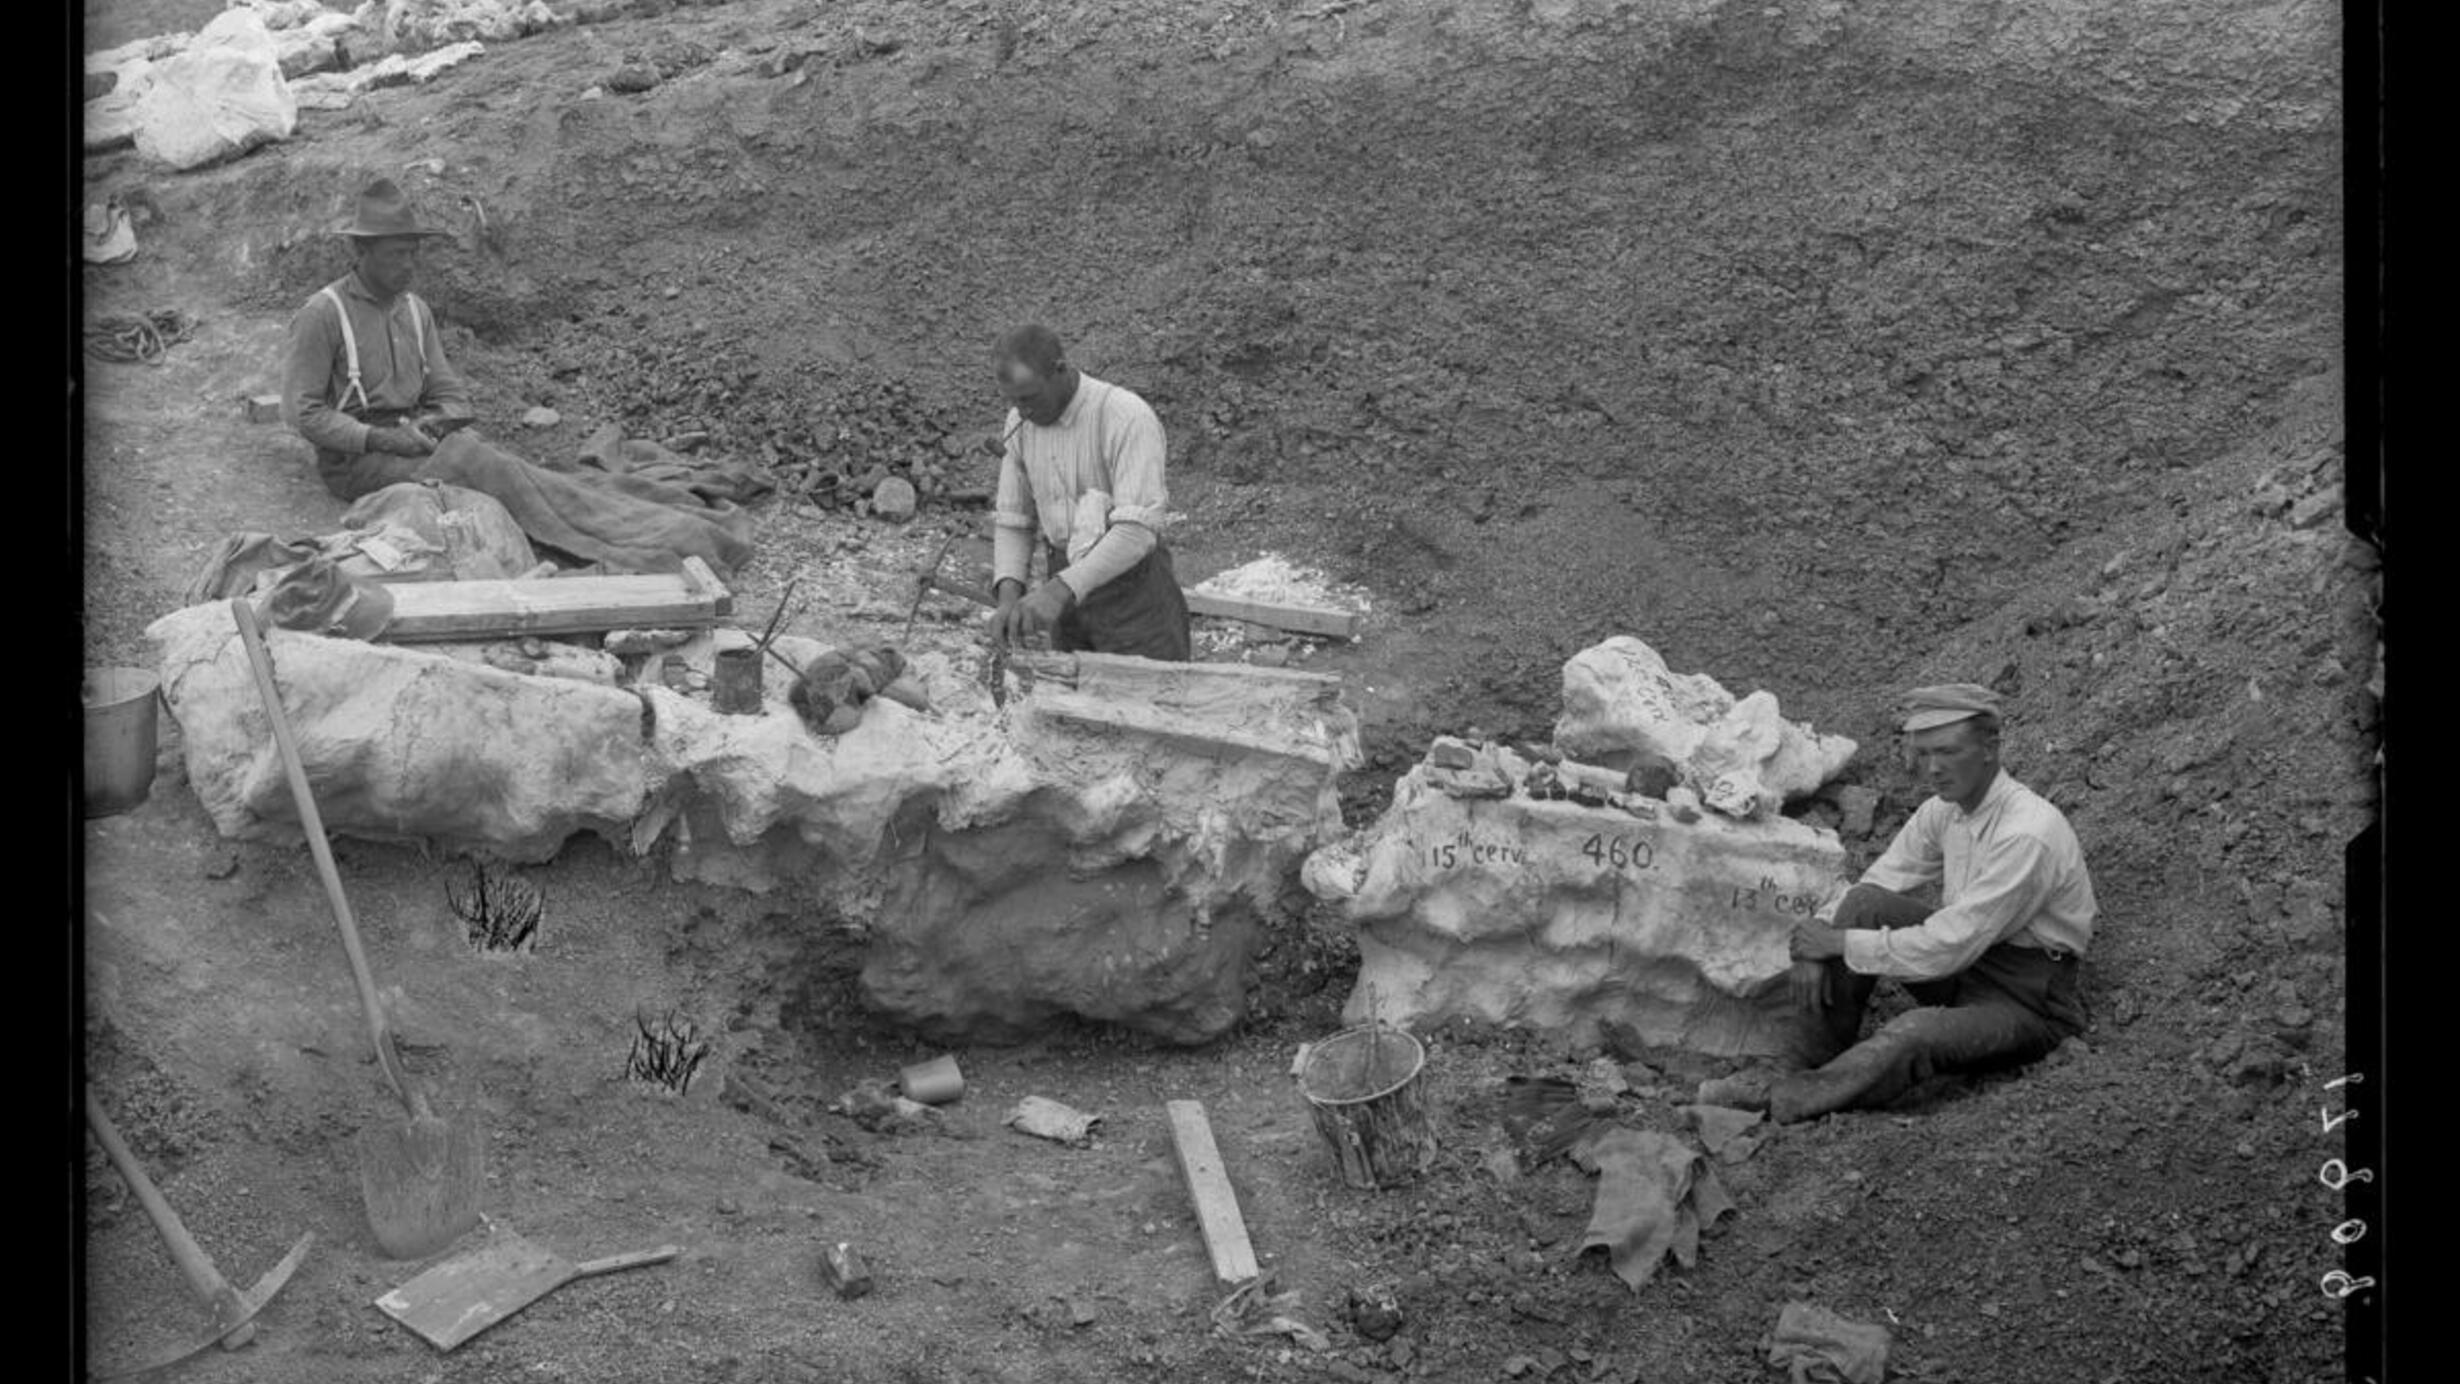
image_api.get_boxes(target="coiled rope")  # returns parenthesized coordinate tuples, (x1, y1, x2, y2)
(84, 308, 197, 366)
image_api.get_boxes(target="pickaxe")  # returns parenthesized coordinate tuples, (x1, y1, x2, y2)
(86, 1088, 313, 1378)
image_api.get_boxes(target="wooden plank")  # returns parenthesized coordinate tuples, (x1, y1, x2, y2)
(678, 556, 734, 615)
(1183, 591, 1361, 640)
(379, 569, 732, 642)
(1166, 1099, 1261, 1285)
(1033, 693, 1347, 766)
(1063, 650, 1345, 694)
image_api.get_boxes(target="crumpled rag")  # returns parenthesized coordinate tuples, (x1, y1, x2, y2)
(1684, 1102, 1766, 1163)
(576, 423, 776, 506)
(181, 533, 322, 606)
(1569, 1126, 1736, 1290)
(1765, 1301, 1891, 1384)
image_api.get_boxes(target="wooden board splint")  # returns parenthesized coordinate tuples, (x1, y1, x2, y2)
(377, 557, 733, 642)
(1166, 1099, 1262, 1285)
(1183, 591, 1362, 641)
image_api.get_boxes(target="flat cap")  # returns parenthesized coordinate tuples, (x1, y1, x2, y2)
(1900, 682, 2001, 732)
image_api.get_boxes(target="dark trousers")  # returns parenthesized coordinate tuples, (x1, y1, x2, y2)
(1046, 541, 1192, 663)
(1772, 884, 2086, 1123)
(320, 447, 429, 501)
(317, 407, 421, 499)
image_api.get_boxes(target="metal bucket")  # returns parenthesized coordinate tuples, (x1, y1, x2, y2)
(1298, 1025, 1437, 1189)
(82, 667, 161, 818)
(712, 646, 764, 714)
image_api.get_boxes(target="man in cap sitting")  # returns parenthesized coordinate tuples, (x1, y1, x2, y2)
(1766, 683, 2097, 1124)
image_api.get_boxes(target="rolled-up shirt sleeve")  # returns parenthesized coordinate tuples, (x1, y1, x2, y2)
(1844, 834, 2057, 980)
(1054, 391, 1169, 599)
(992, 412, 1036, 590)
(1054, 520, 1158, 600)
(280, 297, 371, 455)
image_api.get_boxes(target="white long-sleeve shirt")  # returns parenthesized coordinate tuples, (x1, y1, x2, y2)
(1828, 769, 2097, 980)
(991, 374, 1170, 600)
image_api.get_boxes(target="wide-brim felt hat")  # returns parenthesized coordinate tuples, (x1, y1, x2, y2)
(258, 557, 396, 641)
(338, 178, 450, 240)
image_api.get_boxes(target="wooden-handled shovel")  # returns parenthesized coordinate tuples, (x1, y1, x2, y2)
(377, 1234, 682, 1351)
(229, 598, 484, 1260)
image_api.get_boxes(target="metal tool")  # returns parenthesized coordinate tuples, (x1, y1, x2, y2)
(750, 575, 801, 661)
(230, 598, 485, 1259)
(85, 1089, 313, 1377)
(916, 571, 998, 610)
(904, 529, 963, 645)
(376, 1234, 681, 1351)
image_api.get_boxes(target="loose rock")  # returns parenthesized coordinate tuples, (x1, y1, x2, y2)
(871, 476, 918, 522)
(821, 1242, 874, 1299)
(1004, 1096, 1099, 1145)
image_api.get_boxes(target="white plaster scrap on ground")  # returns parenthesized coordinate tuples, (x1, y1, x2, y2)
(129, 9, 301, 170)
(1189, 553, 1374, 613)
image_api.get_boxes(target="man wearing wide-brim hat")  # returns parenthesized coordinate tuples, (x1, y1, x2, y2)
(279, 177, 476, 499)
(1762, 682, 2099, 1124)
(272, 179, 754, 579)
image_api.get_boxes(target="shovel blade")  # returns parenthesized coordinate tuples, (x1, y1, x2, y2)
(374, 1235, 572, 1352)
(358, 1106, 485, 1260)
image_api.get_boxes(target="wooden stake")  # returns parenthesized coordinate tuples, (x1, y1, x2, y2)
(1165, 1100, 1260, 1285)
(1182, 591, 1361, 640)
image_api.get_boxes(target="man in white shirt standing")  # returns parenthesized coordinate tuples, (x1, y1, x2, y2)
(1768, 683, 2097, 1124)
(988, 325, 1192, 662)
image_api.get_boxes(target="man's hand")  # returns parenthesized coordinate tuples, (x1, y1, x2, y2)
(999, 579, 1075, 644)
(1789, 918, 1846, 962)
(368, 425, 436, 457)
(993, 579, 1025, 645)
(1789, 959, 1831, 1015)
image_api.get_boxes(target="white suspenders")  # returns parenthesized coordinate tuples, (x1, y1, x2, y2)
(319, 284, 428, 415)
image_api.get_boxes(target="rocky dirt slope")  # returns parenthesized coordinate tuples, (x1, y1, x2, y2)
(80, 0, 2365, 1380)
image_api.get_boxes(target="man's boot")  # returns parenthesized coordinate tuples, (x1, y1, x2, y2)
(1696, 1070, 1774, 1111)
(1768, 1035, 1921, 1125)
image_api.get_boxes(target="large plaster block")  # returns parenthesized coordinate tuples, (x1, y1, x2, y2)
(148, 603, 647, 860)
(151, 605, 1358, 1045)
(1310, 763, 1847, 1056)
(859, 655, 1360, 1045)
